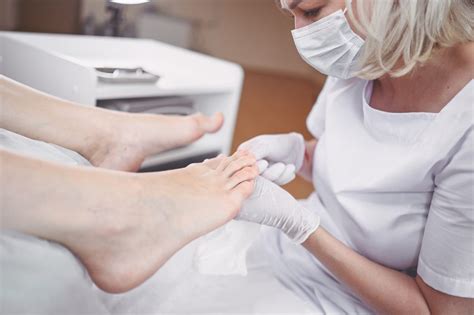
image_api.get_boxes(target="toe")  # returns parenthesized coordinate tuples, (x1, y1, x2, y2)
(216, 151, 243, 172)
(231, 180, 255, 203)
(225, 165, 259, 190)
(203, 154, 225, 169)
(223, 155, 257, 177)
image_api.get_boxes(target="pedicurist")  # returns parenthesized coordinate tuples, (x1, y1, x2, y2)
(237, 0, 473, 313)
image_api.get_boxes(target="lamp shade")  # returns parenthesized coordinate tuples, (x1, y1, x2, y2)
(109, 0, 150, 4)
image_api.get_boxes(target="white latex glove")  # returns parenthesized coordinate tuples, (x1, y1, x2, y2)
(239, 133, 305, 185)
(236, 177, 320, 243)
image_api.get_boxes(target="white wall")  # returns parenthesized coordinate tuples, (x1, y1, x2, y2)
(81, 0, 324, 83)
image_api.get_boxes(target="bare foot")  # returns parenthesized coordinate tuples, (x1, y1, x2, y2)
(87, 112, 224, 172)
(70, 151, 257, 293)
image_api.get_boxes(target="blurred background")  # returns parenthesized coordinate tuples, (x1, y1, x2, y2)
(0, 0, 326, 198)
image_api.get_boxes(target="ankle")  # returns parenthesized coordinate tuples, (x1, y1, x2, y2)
(79, 111, 124, 166)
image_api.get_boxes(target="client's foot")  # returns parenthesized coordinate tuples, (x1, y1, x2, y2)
(88, 112, 224, 172)
(71, 151, 257, 293)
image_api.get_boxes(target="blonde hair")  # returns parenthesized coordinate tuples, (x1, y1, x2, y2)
(349, 0, 474, 79)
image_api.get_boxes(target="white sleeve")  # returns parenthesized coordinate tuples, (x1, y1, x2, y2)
(306, 77, 337, 139)
(417, 128, 474, 298)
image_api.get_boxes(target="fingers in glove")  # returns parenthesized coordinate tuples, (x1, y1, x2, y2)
(238, 138, 268, 160)
(256, 159, 269, 174)
(261, 162, 286, 182)
(274, 164, 296, 185)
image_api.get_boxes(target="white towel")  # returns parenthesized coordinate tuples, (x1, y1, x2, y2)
(193, 220, 261, 276)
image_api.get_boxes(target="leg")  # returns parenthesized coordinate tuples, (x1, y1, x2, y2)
(1, 149, 257, 293)
(0, 75, 224, 172)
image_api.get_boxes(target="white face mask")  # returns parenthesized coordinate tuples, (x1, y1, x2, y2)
(291, 8, 364, 79)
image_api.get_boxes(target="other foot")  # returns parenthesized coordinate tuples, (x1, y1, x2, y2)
(88, 112, 224, 172)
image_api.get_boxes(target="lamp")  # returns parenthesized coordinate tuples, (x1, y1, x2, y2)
(106, 0, 150, 37)
(109, 0, 150, 4)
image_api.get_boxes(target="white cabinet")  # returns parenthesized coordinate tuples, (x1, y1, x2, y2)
(0, 32, 244, 170)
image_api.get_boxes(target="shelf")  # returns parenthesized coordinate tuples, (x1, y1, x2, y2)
(95, 82, 233, 100)
(141, 133, 224, 168)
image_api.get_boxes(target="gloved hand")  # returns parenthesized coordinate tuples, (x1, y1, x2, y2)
(236, 176, 320, 243)
(238, 133, 305, 185)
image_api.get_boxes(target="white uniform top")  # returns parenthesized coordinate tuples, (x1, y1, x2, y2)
(265, 77, 473, 313)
